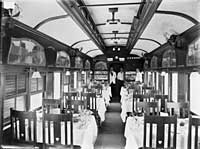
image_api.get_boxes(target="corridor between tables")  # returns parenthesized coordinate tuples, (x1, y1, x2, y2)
(95, 103, 125, 149)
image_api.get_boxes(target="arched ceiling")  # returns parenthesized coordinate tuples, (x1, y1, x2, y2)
(4, 0, 199, 58)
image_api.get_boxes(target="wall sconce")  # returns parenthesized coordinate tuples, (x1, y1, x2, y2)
(65, 70, 70, 76)
(81, 70, 85, 75)
(90, 70, 93, 74)
(161, 71, 166, 76)
(32, 71, 42, 79)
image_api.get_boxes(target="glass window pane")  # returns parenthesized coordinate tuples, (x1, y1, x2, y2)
(8, 38, 46, 66)
(4, 98, 15, 120)
(54, 72, 61, 99)
(31, 78, 37, 92)
(190, 72, 200, 115)
(172, 73, 178, 102)
(17, 73, 26, 94)
(30, 92, 42, 111)
(164, 73, 169, 95)
(16, 96, 25, 111)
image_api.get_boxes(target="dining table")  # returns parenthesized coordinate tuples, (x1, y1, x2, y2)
(120, 92, 133, 123)
(124, 115, 199, 149)
(36, 109, 98, 149)
(96, 96, 107, 122)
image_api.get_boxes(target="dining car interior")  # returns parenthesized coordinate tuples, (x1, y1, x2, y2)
(0, 0, 200, 149)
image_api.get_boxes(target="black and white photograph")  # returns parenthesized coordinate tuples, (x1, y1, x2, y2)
(0, 0, 200, 149)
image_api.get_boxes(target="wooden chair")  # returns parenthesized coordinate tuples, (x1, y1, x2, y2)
(154, 95, 168, 112)
(10, 108, 37, 147)
(136, 102, 160, 116)
(43, 113, 80, 149)
(133, 94, 143, 113)
(166, 102, 190, 118)
(87, 92, 97, 112)
(43, 98, 61, 114)
(81, 92, 101, 127)
(64, 92, 86, 113)
(140, 115, 177, 149)
(188, 116, 200, 149)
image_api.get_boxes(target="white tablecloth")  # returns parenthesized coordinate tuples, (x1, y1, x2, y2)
(124, 116, 191, 149)
(120, 95, 133, 122)
(97, 97, 106, 122)
(36, 113, 97, 149)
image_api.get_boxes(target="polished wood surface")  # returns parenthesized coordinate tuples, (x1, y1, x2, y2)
(188, 116, 200, 149)
(43, 112, 74, 148)
(166, 102, 190, 118)
(10, 108, 37, 146)
(143, 115, 177, 148)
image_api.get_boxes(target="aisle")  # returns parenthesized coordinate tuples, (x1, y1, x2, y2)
(94, 103, 125, 149)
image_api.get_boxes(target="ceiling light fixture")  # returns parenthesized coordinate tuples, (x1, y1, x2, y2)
(65, 70, 70, 76)
(32, 71, 42, 79)
(119, 58, 125, 61)
(81, 70, 85, 75)
(107, 58, 113, 61)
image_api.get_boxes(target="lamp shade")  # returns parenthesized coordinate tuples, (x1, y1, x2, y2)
(161, 71, 166, 76)
(32, 71, 41, 78)
(65, 70, 70, 76)
(81, 70, 85, 75)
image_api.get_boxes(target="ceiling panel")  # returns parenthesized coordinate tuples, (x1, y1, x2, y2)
(139, 0, 198, 53)
(158, 0, 200, 22)
(5, 0, 103, 57)
(104, 39, 127, 46)
(73, 40, 98, 54)
(83, 0, 140, 47)
(141, 14, 194, 45)
(10, 0, 66, 27)
(133, 40, 160, 53)
(87, 50, 103, 57)
(130, 50, 145, 57)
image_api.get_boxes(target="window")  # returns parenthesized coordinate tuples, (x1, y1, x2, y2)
(186, 38, 200, 66)
(56, 51, 70, 67)
(162, 49, 176, 68)
(31, 77, 43, 93)
(75, 56, 83, 68)
(190, 72, 200, 115)
(172, 73, 178, 102)
(164, 73, 169, 95)
(53, 72, 61, 99)
(4, 73, 27, 124)
(30, 93, 43, 111)
(150, 56, 158, 68)
(8, 38, 46, 66)
(85, 60, 91, 69)
(5, 73, 26, 97)
(95, 61, 108, 70)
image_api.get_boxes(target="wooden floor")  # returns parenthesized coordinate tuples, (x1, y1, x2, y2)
(94, 103, 125, 149)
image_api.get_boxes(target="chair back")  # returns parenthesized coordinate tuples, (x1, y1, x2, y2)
(154, 95, 168, 112)
(43, 99, 61, 114)
(143, 115, 177, 148)
(136, 102, 160, 116)
(133, 94, 143, 113)
(94, 84, 102, 96)
(87, 92, 97, 111)
(10, 108, 37, 145)
(166, 102, 190, 118)
(43, 113, 73, 148)
(64, 92, 86, 113)
(188, 116, 200, 149)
